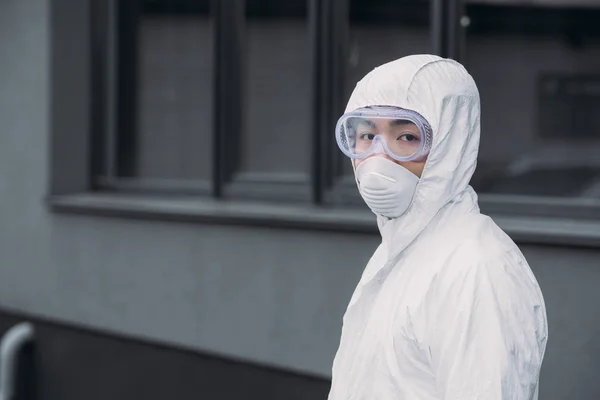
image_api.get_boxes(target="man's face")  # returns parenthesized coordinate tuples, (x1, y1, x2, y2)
(352, 117, 428, 178)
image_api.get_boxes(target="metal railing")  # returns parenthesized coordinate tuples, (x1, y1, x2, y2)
(0, 323, 34, 400)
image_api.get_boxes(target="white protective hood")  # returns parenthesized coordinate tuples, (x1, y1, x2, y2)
(347, 54, 481, 260)
(329, 55, 548, 400)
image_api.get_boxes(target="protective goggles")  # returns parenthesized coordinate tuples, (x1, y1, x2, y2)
(335, 106, 433, 162)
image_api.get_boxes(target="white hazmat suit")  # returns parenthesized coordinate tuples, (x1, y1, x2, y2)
(328, 55, 548, 400)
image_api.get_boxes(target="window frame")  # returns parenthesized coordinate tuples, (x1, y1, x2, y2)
(47, 0, 600, 248)
(89, 0, 444, 204)
(89, 0, 323, 201)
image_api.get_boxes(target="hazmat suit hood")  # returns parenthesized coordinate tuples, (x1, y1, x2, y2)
(346, 54, 480, 261)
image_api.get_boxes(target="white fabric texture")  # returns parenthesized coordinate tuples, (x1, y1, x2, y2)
(328, 54, 548, 400)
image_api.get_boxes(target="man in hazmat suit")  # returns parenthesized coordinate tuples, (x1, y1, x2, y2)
(328, 54, 548, 399)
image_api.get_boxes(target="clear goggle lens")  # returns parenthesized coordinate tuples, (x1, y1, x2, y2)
(336, 106, 432, 162)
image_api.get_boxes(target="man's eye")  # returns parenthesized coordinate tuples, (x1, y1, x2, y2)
(359, 133, 376, 140)
(399, 134, 419, 142)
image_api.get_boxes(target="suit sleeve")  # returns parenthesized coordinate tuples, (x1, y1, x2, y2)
(424, 250, 548, 400)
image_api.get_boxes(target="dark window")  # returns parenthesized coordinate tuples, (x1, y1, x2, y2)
(136, 5, 214, 182)
(463, 2, 600, 217)
(90, 0, 437, 203)
(92, 0, 214, 193)
(226, 0, 312, 201)
(89, 0, 600, 220)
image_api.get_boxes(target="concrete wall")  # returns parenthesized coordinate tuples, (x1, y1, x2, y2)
(1, 1, 600, 399)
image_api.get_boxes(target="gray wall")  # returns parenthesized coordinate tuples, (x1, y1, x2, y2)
(1, 1, 600, 399)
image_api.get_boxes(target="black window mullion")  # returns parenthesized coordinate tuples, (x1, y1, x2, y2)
(311, 0, 350, 204)
(447, 0, 466, 62)
(116, 0, 140, 177)
(212, 0, 245, 198)
(89, 0, 109, 188)
(328, 0, 349, 189)
(310, 0, 324, 204)
(432, 0, 466, 61)
(431, 0, 445, 57)
(311, 0, 348, 204)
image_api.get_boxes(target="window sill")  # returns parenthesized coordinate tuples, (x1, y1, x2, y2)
(47, 193, 377, 233)
(47, 193, 600, 248)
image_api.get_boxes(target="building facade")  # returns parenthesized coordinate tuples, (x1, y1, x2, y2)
(1, 0, 600, 399)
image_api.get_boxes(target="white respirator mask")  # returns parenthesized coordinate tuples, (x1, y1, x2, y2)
(355, 157, 419, 218)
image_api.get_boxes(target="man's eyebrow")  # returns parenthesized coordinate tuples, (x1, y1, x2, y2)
(389, 119, 414, 126)
(354, 118, 376, 128)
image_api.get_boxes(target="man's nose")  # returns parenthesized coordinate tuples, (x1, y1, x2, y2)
(355, 153, 396, 169)
(366, 153, 395, 162)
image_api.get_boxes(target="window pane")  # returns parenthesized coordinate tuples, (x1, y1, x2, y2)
(337, 0, 432, 180)
(135, 3, 213, 181)
(466, 3, 600, 200)
(239, 2, 311, 183)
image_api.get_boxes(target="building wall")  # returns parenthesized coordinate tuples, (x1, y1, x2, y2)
(1, 1, 600, 399)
